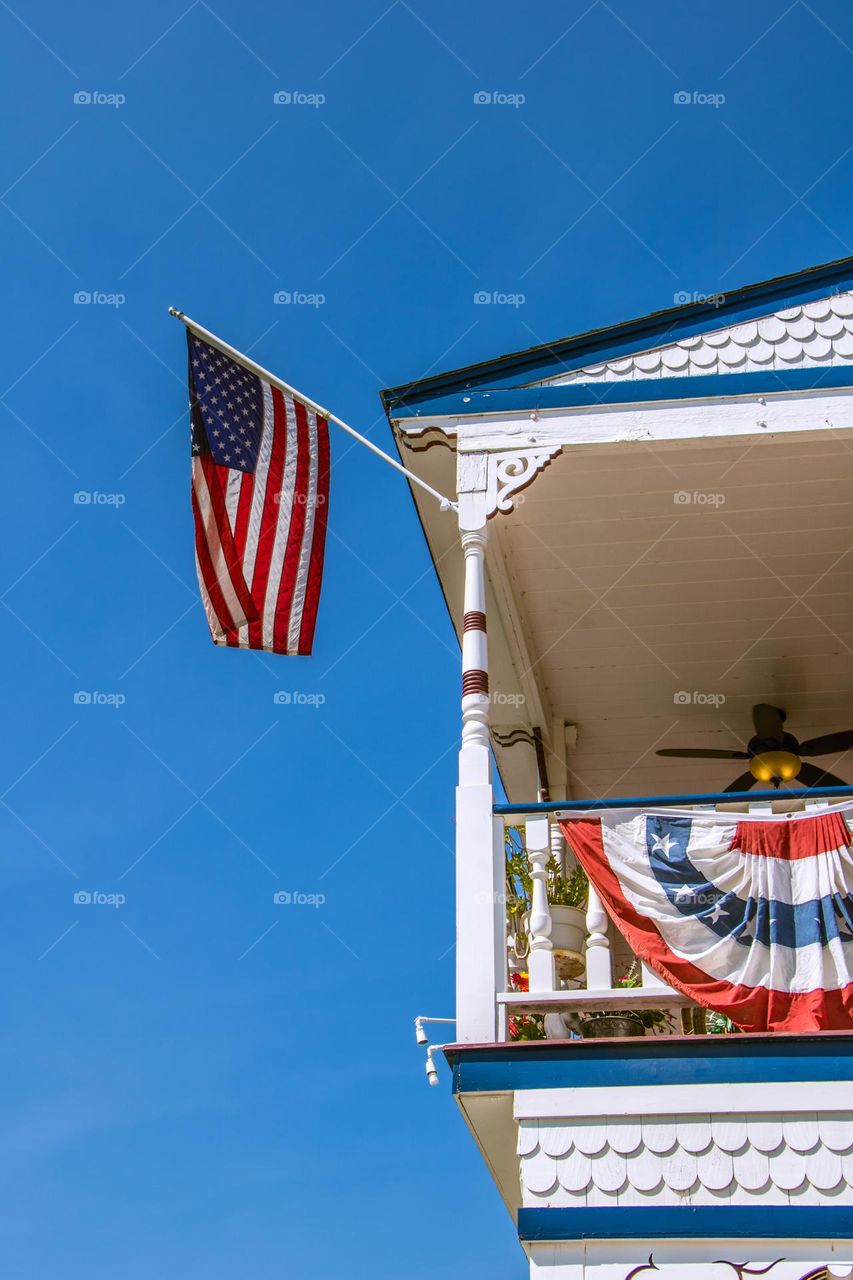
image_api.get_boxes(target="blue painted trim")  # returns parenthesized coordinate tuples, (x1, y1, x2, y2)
(381, 256, 853, 406)
(389, 362, 853, 419)
(446, 1035, 853, 1095)
(517, 1205, 853, 1242)
(494, 785, 853, 814)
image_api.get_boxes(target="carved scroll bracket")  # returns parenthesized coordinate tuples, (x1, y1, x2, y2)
(485, 447, 562, 517)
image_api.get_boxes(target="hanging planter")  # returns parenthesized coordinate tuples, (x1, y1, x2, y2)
(579, 964, 677, 1038)
(580, 1013, 646, 1039)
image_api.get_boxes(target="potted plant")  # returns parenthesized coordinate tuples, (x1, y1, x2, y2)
(580, 964, 676, 1039)
(547, 862, 588, 976)
(505, 826, 588, 980)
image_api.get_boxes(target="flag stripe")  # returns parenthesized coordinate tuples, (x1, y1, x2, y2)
(262, 390, 298, 651)
(275, 398, 311, 653)
(298, 415, 330, 654)
(192, 455, 256, 630)
(287, 405, 318, 653)
(248, 386, 289, 650)
(240, 381, 276, 606)
(733, 813, 850, 859)
(225, 471, 255, 647)
(192, 472, 240, 635)
(233, 471, 254, 562)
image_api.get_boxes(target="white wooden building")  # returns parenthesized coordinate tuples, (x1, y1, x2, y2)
(382, 258, 853, 1280)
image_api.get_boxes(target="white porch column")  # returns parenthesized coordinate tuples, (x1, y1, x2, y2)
(459, 526, 490, 786)
(455, 454, 503, 1043)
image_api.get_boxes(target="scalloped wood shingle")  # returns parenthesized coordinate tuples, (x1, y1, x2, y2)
(520, 1112, 853, 1208)
(533, 292, 853, 386)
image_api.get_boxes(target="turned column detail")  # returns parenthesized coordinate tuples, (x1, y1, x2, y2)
(459, 526, 490, 787)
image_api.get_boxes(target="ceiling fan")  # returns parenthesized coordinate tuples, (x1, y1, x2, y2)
(657, 703, 853, 791)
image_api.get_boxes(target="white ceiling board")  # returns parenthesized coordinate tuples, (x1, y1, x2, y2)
(392, 413, 853, 801)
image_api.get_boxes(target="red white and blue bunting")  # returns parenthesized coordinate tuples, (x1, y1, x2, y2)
(560, 806, 853, 1032)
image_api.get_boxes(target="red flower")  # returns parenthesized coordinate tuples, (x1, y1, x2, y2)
(510, 970, 530, 992)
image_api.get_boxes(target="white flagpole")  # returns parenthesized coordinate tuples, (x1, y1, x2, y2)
(169, 308, 457, 513)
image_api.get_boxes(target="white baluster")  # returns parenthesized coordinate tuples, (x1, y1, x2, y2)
(585, 884, 613, 989)
(526, 815, 555, 992)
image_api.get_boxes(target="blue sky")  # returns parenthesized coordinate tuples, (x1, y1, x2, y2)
(2, 2, 853, 1275)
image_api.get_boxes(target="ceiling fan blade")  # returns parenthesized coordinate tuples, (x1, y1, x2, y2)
(798, 730, 853, 757)
(656, 748, 750, 759)
(797, 761, 849, 790)
(724, 771, 758, 793)
(752, 703, 786, 744)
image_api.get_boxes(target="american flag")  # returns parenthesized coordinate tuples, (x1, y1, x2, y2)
(188, 332, 330, 655)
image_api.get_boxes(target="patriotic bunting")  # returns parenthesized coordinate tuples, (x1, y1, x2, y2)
(561, 806, 853, 1032)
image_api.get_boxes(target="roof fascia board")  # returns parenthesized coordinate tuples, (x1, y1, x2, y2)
(390, 363, 853, 422)
(382, 257, 853, 410)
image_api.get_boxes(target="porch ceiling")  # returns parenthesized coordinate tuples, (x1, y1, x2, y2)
(492, 427, 853, 802)
(398, 425, 853, 803)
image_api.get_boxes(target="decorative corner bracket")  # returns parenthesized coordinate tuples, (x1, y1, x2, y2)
(485, 447, 562, 517)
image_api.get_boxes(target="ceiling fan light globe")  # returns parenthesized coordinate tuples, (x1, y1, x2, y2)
(749, 751, 801, 784)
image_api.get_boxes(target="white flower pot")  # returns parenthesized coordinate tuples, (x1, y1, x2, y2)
(549, 903, 586, 980)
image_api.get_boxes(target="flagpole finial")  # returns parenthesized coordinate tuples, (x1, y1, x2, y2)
(168, 306, 184, 319)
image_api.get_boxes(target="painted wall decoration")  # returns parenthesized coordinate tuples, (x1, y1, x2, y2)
(623, 1261, 852, 1280)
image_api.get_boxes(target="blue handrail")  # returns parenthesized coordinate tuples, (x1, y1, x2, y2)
(494, 785, 853, 815)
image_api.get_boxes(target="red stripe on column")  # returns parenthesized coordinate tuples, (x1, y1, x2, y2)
(273, 398, 310, 654)
(247, 388, 288, 650)
(297, 413, 330, 655)
(561, 818, 853, 1033)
